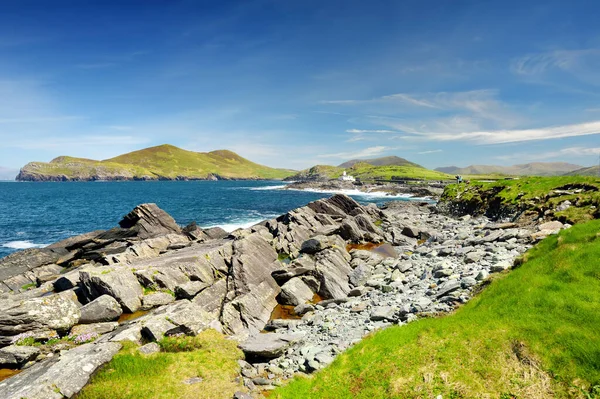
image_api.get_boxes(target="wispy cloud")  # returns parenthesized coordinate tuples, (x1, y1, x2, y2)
(346, 129, 398, 134)
(0, 116, 83, 124)
(511, 49, 600, 75)
(387, 120, 600, 144)
(1, 135, 150, 151)
(318, 146, 392, 159)
(417, 149, 443, 154)
(495, 146, 600, 161)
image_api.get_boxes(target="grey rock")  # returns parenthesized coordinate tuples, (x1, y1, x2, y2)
(233, 391, 253, 399)
(115, 203, 182, 239)
(0, 345, 39, 366)
(476, 270, 489, 281)
(370, 306, 396, 321)
(0, 342, 121, 399)
(80, 266, 143, 313)
(0, 292, 80, 340)
(436, 281, 461, 298)
(79, 295, 123, 324)
(141, 292, 175, 309)
(175, 281, 209, 300)
(183, 376, 203, 385)
(0, 351, 17, 368)
(294, 303, 314, 316)
(349, 262, 372, 287)
(71, 322, 118, 336)
(138, 342, 160, 355)
(279, 278, 314, 306)
(239, 333, 305, 359)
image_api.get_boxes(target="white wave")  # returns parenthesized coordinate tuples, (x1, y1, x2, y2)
(249, 185, 287, 191)
(2, 240, 49, 250)
(203, 218, 267, 233)
(286, 187, 429, 200)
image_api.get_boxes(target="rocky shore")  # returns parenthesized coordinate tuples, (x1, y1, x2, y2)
(284, 180, 446, 199)
(0, 194, 569, 398)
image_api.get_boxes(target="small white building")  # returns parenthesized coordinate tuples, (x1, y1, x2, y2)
(339, 170, 356, 182)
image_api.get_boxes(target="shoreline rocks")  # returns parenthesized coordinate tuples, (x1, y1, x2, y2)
(0, 192, 551, 398)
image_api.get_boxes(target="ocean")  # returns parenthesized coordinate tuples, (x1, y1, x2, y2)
(0, 180, 423, 258)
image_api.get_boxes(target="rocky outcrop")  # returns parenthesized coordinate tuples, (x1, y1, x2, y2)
(0, 342, 121, 399)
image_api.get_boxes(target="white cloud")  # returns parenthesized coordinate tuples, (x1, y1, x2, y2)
(417, 149, 442, 154)
(346, 129, 398, 134)
(318, 146, 392, 159)
(512, 49, 600, 76)
(495, 146, 600, 161)
(1, 135, 150, 151)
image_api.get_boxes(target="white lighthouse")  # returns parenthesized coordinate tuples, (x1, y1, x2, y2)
(339, 170, 356, 182)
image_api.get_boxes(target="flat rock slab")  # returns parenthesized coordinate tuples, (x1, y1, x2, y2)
(0, 342, 121, 399)
(239, 332, 305, 360)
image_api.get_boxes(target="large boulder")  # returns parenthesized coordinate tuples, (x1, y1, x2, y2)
(79, 267, 143, 313)
(239, 332, 305, 360)
(314, 247, 353, 299)
(116, 203, 182, 239)
(279, 278, 314, 306)
(0, 293, 80, 345)
(220, 233, 281, 338)
(0, 342, 121, 399)
(79, 295, 123, 324)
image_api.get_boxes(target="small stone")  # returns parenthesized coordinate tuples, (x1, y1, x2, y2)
(370, 306, 395, 321)
(233, 392, 253, 399)
(138, 342, 160, 355)
(183, 376, 203, 385)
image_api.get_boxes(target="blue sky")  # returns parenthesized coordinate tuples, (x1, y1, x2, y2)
(1, 0, 600, 172)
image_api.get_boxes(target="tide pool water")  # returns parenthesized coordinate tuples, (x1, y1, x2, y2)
(0, 180, 422, 258)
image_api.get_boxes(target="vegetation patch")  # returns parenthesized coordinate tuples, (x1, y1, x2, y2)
(77, 330, 244, 399)
(273, 220, 600, 398)
(440, 176, 600, 223)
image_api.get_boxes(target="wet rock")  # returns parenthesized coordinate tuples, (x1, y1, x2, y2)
(300, 235, 332, 254)
(79, 295, 123, 324)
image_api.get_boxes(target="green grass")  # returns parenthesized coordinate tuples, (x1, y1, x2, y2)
(78, 330, 244, 399)
(441, 176, 600, 224)
(19, 144, 295, 181)
(273, 220, 600, 399)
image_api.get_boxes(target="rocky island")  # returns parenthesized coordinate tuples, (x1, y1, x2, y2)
(1, 181, 580, 398)
(16, 145, 295, 182)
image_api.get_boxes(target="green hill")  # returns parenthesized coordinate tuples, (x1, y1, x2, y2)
(287, 160, 451, 182)
(16, 145, 295, 181)
(274, 219, 600, 398)
(338, 156, 422, 169)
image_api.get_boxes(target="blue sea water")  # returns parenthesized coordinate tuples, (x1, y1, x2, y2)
(0, 180, 421, 258)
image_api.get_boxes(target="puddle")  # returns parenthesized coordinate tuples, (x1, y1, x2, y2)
(118, 310, 150, 324)
(346, 242, 397, 258)
(0, 368, 21, 382)
(311, 293, 323, 304)
(269, 304, 302, 320)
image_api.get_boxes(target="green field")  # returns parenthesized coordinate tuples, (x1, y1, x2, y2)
(273, 220, 600, 398)
(442, 176, 600, 224)
(18, 144, 295, 181)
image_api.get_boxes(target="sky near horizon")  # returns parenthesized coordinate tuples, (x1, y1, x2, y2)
(1, 0, 600, 172)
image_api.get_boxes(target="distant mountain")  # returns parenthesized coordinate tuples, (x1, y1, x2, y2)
(339, 156, 422, 169)
(0, 167, 17, 180)
(16, 144, 295, 181)
(435, 162, 584, 177)
(565, 165, 600, 176)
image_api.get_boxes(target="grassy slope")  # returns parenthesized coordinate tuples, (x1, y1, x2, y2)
(273, 220, 600, 399)
(442, 176, 600, 224)
(78, 330, 244, 399)
(20, 145, 294, 180)
(290, 162, 451, 181)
